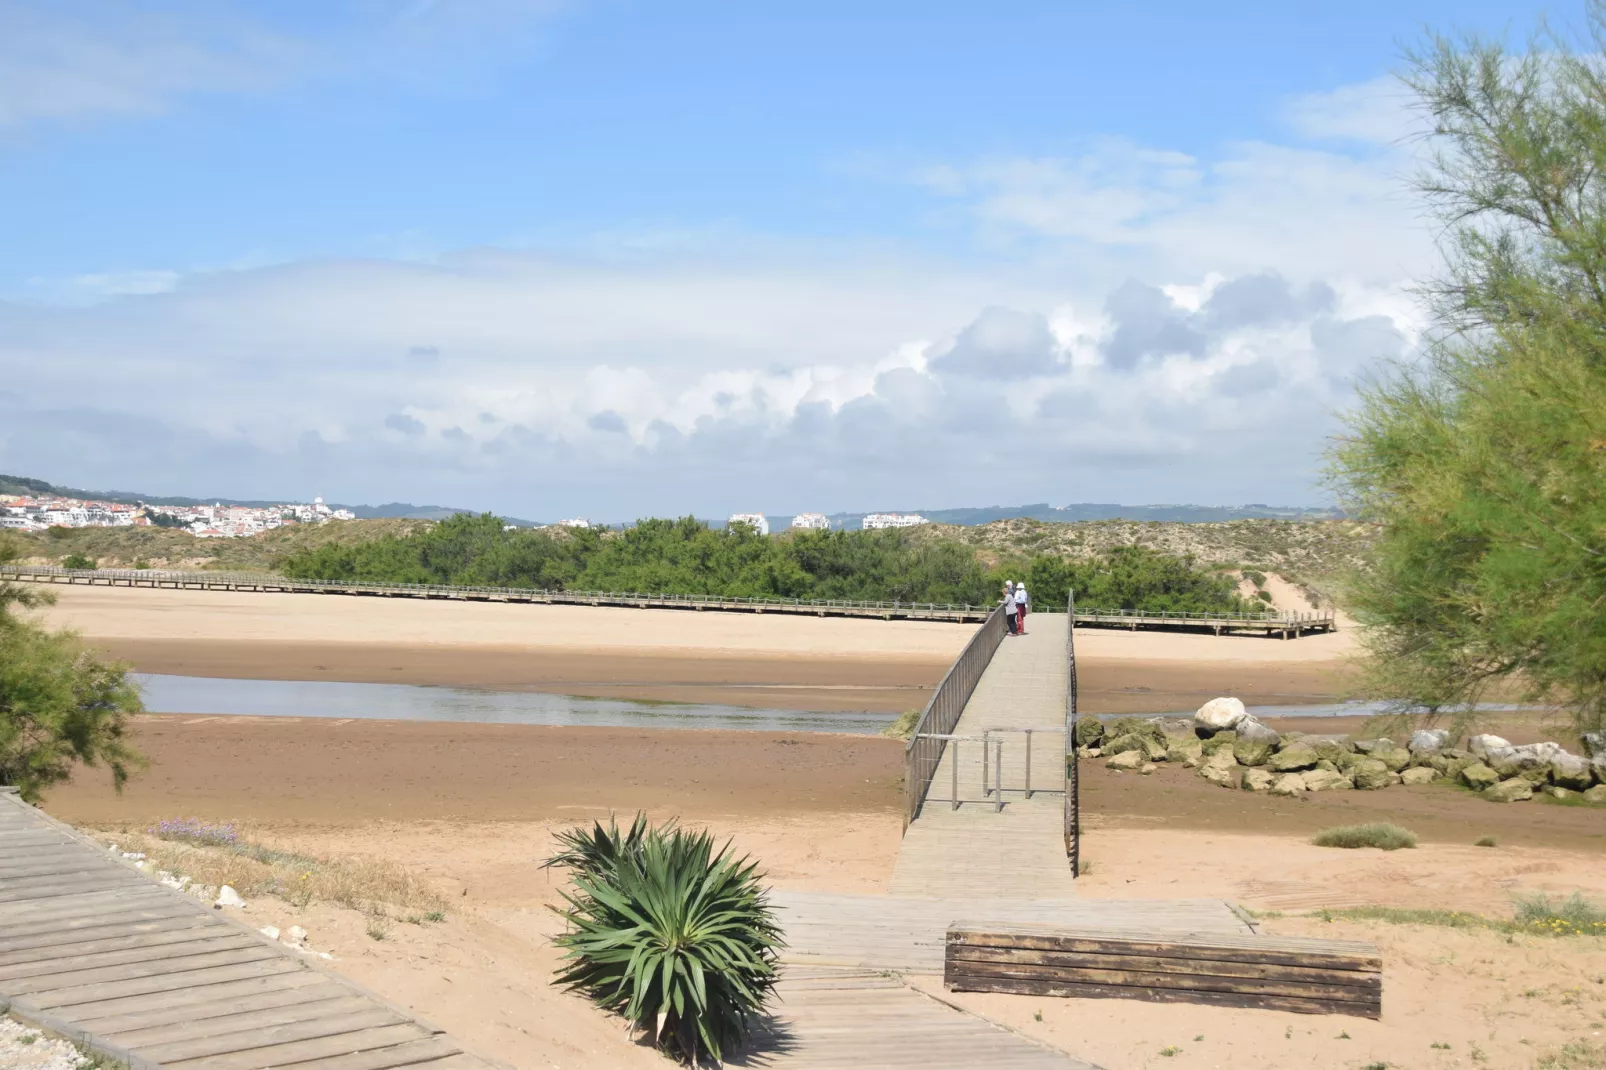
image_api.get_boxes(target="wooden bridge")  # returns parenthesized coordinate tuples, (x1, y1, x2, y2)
(755, 607, 1258, 1068)
(1, 566, 1334, 635)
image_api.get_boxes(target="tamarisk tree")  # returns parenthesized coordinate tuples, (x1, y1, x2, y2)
(1331, 3, 1606, 734)
(0, 538, 144, 801)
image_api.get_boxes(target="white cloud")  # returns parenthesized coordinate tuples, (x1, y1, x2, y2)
(0, 72, 1435, 515)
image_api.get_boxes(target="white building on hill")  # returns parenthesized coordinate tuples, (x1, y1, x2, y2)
(727, 512, 770, 536)
(790, 512, 830, 530)
(863, 512, 928, 530)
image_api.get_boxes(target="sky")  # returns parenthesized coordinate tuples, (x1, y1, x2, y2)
(0, 0, 1562, 520)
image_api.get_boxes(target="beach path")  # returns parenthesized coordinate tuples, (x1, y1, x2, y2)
(0, 789, 501, 1070)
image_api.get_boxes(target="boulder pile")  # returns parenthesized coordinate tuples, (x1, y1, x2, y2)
(1077, 700, 1606, 805)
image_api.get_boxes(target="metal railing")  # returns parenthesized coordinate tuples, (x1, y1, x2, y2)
(1066, 589, 1081, 874)
(915, 733, 1004, 811)
(1072, 606, 1334, 624)
(902, 602, 1008, 827)
(980, 725, 1066, 801)
(0, 565, 987, 621)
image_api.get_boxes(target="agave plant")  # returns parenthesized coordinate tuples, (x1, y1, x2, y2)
(547, 816, 783, 1064)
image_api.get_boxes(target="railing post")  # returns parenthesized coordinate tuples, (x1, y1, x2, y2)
(1024, 729, 1033, 799)
(994, 739, 1003, 813)
(951, 739, 960, 811)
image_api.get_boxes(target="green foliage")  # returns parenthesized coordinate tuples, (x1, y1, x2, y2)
(1319, 898, 1606, 938)
(61, 553, 96, 570)
(1311, 823, 1418, 851)
(546, 815, 783, 1064)
(279, 513, 1253, 613)
(0, 537, 144, 802)
(1329, 10, 1606, 736)
(880, 709, 921, 740)
(1513, 891, 1606, 933)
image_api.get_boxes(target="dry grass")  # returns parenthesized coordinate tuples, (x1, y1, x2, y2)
(16, 517, 432, 572)
(1311, 822, 1418, 851)
(97, 827, 445, 918)
(1538, 1040, 1606, 1069)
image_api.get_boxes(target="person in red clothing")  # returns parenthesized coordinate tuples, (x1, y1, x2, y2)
(1014, 580, 1029, 635)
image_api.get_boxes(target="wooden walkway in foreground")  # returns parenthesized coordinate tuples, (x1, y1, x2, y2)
(0, 790, 499, 1070)
(753, 615, 1252, 1069)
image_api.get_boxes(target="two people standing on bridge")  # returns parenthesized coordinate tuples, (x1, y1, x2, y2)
(1004, 580, 1029, 635)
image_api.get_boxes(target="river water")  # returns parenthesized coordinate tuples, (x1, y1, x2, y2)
(135, 674, 1520, 735)
(133, 674, 895, 735)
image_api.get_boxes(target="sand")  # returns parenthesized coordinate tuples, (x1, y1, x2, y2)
(31, 583, 1606, 1068)
(34, 584, 1358, 714)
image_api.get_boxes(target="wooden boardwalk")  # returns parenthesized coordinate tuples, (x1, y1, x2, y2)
(750, 615, 1252, 1069)
(0, 790, 499, 1070)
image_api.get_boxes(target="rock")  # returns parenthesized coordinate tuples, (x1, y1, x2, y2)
(1109, 716, 1167, 743)
(1195, 697, 1248, 734)
(1141, 736, 1170, 762)
(1201, 731, 1239, 757)
(1303, 768, 1353, 792)
(287, 925, 309, 946)
(1584, 784, 1606, 804)
(1483, 777, 1534, 803)
(1306, 737, 1355, 763)
(1353, 738, 1395, 754)
(1313, 758, 1339, 773)
(1351, 759, 1393, 790)
(214, 886, 246, 909)
(1409, 728, 1452, 754)
(1269, 773, 1306, 796)
(1487, 742, 1564, 783)
(1552, 752, 1595, 791)
(1074, 718, 1106, 747)
(1233, 718, 1281, 767)
(1580, 731, 1606, 761)
(1199, 749, 1239, 787)
(1076, 746, 1100, 759)
(1268, 742, 1319, 772)
(1545, 786, 1575, 800)
(1140, 762, 1158, 775)
(1166, 738, 1204, 766)
(259, 926, 280, 940)
(1400, 766, 1437, 785)
(1375, 747, 1413, 773)
(1281, 730, 1307, 742)
(1441, 755, 1478, 782)
(1106, 750, 1145, 771)
(1240, 767, 1274, 792)
(190, 884, 216, 902)
(1468, 733, 1511, 759)
(1461, 762, 1501, 790)
(1104, 734, 1149, 757)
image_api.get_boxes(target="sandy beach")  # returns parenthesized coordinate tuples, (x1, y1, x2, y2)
(25, 582, 1606, 1069)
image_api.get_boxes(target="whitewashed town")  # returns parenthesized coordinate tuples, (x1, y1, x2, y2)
(0, 493, 356, 538)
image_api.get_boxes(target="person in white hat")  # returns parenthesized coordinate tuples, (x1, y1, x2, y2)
(1014, 580, 1029, 635)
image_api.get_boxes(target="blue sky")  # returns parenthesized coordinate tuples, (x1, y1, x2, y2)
(0, 0, 1560, 518)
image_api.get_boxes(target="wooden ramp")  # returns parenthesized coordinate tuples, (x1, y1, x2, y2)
(733, 967, 1097, 1070)
(893, 620, 1076, 899)
(772, 891, 1250, 973)
(0, 790, 499, 1070)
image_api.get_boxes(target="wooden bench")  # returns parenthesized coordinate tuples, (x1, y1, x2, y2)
(945, 923, 1381, 1018)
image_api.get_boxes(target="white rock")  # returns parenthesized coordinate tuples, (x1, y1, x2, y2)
(1194, 697, 1247, 733)
(1468, 734, 1511, 759)
(214, 886, 246, 909)
(121, 851, 145, 861)
(1269, 772, 1307, 796)
(259, 925, 280, 940)
(1408, 728, 1451, 754)
(286, 925, 309, 946)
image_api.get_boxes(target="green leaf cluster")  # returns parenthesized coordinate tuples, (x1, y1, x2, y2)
(545, 815, 783, 1064)
(0, 537, 144, 802)
(279, 512, 1255, 612)
(1330, 6, 1606, 735)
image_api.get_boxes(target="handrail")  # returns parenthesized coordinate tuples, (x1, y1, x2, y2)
(902, 601, 1008, 827)
(0, 565, 985, 617)
(1065, 589, 1080, 874)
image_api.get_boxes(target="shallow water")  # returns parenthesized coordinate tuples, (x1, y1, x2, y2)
(133, 674, 895, 735)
